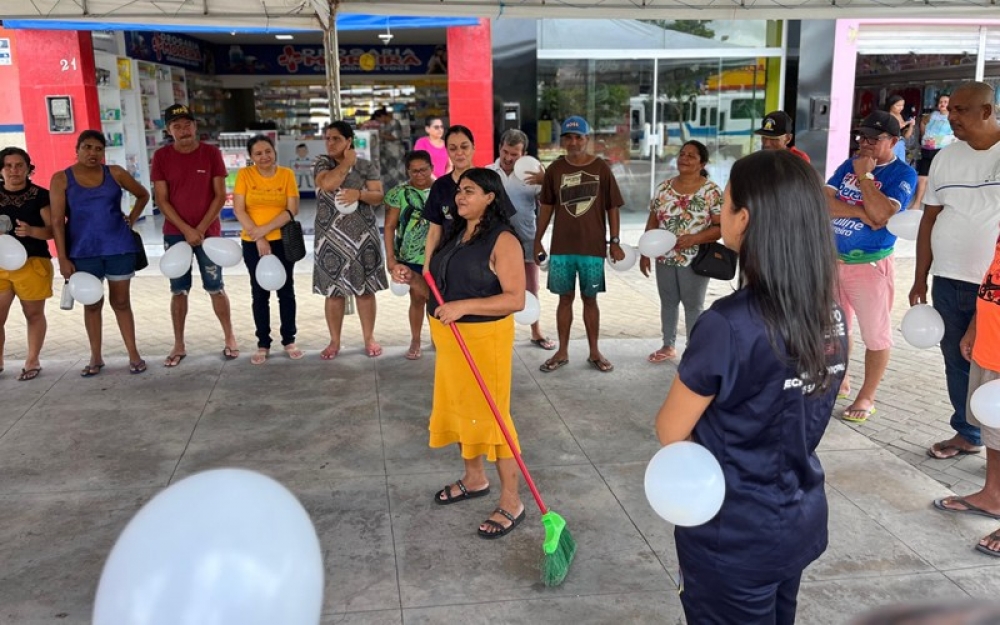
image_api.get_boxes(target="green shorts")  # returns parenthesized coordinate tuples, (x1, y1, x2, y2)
(547, 254, 605, 298)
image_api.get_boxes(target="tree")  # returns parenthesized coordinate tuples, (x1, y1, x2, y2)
(642, 20, 715, 40)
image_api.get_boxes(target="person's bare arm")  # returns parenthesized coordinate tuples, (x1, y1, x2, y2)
(315, 149, 356, 192)
(825, 186, 873, 224)
(110, 165, 149, 227)
(909, 205, 943, 305)
(424, 223, 442, 270)
(656, 377, 714, 445)
(48, 171, 74, 278)
(15, 204, 53, 241)
(384, 206, 401, 270)
(607, 206, 624, 261)
(853, 157, 900, 227)
(194, 175, 226, 235)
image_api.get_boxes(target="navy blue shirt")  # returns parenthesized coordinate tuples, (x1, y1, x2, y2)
(674, 288, 848, 580)
(424, 173, 459, 226)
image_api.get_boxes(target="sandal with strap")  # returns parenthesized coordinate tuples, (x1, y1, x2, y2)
(433, 479, 490, 505)
(478, 506, 526, 539)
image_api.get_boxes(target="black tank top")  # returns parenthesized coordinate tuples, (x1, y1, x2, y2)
(427, 222, 513, 323)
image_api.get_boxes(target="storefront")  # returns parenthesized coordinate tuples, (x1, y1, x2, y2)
(827, 19, 1000, 176)
(531, 19, 785, 213)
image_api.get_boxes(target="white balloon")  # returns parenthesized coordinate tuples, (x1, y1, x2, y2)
(514, 291, 540, 325)
(93, 469, 324, 625)
(607, 243, 637, 272)
(513, 156, 542, 185)
(644, 441, 725, 527)
(637, 229, 677, 258)
(160, 241, 193, 279)
(886, 210, 922, 240)
(0, 234, 27, 271)
(389, 280, 410, 296)
(203, 237, 243, 268)
(335, 191, 359, 215)
(68, 271, 104, 305)
(900, 304, 945, 349)
(972, 379, 1000, 428)
(255, 254, 287, 291)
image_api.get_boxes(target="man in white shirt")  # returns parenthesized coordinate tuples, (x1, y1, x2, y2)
(909, 81, 1000, 461)
(487, 129, 555, 350)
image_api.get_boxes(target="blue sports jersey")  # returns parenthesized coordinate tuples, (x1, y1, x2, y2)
(826, 157, 916, 261)
(675, 289, 848, 580)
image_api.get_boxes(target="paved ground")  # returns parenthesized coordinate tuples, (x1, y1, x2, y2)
(2, 215, 999, 623)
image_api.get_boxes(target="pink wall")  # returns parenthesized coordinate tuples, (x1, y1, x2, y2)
(446, 19, 494, 168)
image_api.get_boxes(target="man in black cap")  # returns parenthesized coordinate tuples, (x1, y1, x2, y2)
(754, 110, 810, 162)
(151, 103, 238, 367)
(824, 110, 916, 423)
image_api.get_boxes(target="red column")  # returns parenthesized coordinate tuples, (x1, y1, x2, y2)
(447, 19, 493, 167)
(16, 30, 102, 187)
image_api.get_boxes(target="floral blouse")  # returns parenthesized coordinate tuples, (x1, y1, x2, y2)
(649, 178, 723, 267)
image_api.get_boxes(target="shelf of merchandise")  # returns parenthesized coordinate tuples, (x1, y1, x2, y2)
(187, 73, 225, 138)
(134, 60, 188, 205)
(218, 131, 270, 221)
(93, 51, 127, 170)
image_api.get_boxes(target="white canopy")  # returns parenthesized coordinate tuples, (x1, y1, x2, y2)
(3, 0, 1000, 25)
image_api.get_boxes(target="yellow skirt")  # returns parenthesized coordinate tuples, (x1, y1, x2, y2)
(428, 315, 520, 462)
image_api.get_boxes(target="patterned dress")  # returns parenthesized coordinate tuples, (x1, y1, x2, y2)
(312, 155, 388, 297)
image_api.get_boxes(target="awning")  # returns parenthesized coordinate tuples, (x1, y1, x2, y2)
(2, 15, 480, 33)
(2, 0, 999, 24)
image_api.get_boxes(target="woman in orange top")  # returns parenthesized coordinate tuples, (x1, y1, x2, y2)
(233, 134, 302, 365)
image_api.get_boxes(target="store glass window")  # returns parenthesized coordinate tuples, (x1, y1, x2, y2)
(538, 56, 771, 215)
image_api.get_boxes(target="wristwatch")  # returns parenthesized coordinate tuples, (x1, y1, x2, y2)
(609, 236, 621, 244)
(862, 172, 875, 181)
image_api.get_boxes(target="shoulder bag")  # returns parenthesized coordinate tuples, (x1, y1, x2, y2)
(280, 209, 307, 263)
(132, 230, 149, 271)
(690, 242, 737, 280)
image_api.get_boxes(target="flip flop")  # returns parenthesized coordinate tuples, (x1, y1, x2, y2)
(588, 357, 615, 373)
(129, 360, 147, 374)
(163, 353, 186, 368)
(405, 345, 422, 360)
(366, 342, 383, 358)
(842, 404, 876, 423)
(539, 357, 569, 373)
(976, 531, 1000, 558)
(927, 442, 983, 459)
(80, 363, 105, 377)
(17, 367, 42, 382)
(648, 348, 675, 363)
(284, 344, 304, 360)
(478, 506, 526, 539)
(251, 348, 269, 365)
(223, 346, 240, 360)
(933, 497, 1000, 520)
(530, 337, 557, 350)
(434, 479, 490, 505)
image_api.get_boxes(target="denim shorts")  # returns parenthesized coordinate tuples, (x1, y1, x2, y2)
(164, 234, 225, 295)
(547, 254, 605, 298)
(73, 253, 136, 282)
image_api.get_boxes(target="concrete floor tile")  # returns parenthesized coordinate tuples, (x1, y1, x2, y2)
(0, 490, 153, 624)
(797, 572, 969, 624)
(818, 421, 882, 452)
(387, 465, 670, 608)
(402, 591, 684, 624)
(321, 610, 403, 624)
(944, 565, 1000, 596)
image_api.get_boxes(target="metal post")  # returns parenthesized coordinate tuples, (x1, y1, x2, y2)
(324, 0, 342, 121)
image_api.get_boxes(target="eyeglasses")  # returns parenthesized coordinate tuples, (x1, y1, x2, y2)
(855, 134, 891, 145)
(408, 166, 431, 175)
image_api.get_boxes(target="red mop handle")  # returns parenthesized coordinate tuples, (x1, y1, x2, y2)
(424, 270, 549, 515)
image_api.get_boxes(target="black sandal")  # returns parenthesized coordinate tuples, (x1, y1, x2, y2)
(433, 479, 490, 505)
(478, 506, 526, 539)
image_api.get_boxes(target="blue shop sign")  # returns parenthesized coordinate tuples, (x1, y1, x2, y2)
(216, 44, 447, 76)
(125, 31, 213, 73)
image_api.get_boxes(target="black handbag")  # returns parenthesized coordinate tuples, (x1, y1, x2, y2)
(132, 230, 149, 271)
(690, 242, 737, 280)
(280, 210, 306, 263)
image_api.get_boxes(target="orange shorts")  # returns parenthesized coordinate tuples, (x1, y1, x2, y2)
(0, 256, 54, 301)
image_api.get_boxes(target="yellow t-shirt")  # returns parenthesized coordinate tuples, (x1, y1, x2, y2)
(234, 165, 299, 241)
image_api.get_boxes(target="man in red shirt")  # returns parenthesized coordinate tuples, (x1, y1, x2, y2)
(755, 111, 811, 163)
(151, 104, 239, 366)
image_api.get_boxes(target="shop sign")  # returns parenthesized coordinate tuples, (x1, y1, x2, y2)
(0, 39, 10, 66)
(215, 44, 446, 76)
(125, 31, 213, 73)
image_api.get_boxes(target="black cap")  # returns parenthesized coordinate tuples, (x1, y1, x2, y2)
(855, 110, 900, 137)
(164, 103, 195, 125)
(754, 111, 793, 137)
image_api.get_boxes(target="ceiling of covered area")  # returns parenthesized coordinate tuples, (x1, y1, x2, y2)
(3, 0, 1000, 26)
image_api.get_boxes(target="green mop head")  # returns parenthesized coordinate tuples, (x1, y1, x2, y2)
(541, 511, 576, 586)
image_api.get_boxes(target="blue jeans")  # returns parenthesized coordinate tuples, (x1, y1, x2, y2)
(163, 234, 225, 295)
(933, 276, 980, 446)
